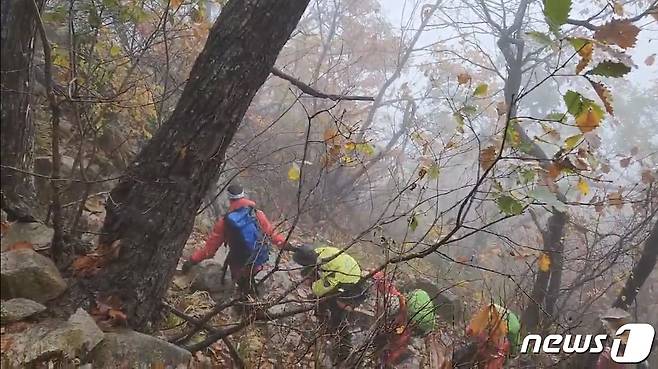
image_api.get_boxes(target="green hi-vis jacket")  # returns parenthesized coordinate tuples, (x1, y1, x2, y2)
(311, 246, 362, 297)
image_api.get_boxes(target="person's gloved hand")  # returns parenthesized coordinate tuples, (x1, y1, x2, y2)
(181, 260, 196, 273)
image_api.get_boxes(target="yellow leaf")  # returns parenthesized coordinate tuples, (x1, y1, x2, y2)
(395, 325, 406, 334)
(575, 42, 593, 74)
(575, 105, 604, 133)
(287, 163, 300, 181)
(344, 142, 356, 151)
(538, 253, 551, 272)
(613, 2, 624, 16)
(577, 177, 590, 196)
(564, 134, 582, 150)
(473, 83, 488, 97)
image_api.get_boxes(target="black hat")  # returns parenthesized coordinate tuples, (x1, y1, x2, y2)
(227, 184, 245, 200)
(293, 244, 318, 266)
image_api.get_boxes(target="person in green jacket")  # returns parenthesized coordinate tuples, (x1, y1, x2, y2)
(293, 244, 368, 365)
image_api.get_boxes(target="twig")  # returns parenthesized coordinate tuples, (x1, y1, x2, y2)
(271, 67, 374, 101)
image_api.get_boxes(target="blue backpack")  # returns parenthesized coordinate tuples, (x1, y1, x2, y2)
(224, 207, 270, 267)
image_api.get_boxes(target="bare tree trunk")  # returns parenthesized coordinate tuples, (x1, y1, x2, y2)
(522, 211, 567, 331)
(485, 0, 569, 334)
(69, 0, 310, 330)
(0, 0, 44, 222)
(613, 219, 658, 310)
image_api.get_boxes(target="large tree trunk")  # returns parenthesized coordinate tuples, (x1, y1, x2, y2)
(613, 219, 658, 310)
(0, 0, 44, 222)
(73, 0, 310, 330)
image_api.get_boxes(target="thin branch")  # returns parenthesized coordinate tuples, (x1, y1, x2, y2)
(271, 67, 374, 101)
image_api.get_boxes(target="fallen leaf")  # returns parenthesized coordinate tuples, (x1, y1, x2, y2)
(108, 309, 128, 322)
(593, 19, 640, 49)
(538, 253, 551, 272)
(645, 54, 656, 66)
(0, 221, 11, 235)
(0, 335, 14, 353)
(6, 241, 33, 251)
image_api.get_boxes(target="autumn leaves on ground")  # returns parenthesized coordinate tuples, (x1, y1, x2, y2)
(1, 0, 658, 368)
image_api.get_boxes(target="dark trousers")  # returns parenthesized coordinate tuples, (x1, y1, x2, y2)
(318, 298, 353, 365)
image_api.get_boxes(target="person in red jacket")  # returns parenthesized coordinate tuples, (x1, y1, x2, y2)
(371, 271, 412, 367)
(181, 184, 287, 297)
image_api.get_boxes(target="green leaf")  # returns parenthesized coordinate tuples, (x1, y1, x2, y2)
(519, 168, 536, 184)
(544, 0, 572, 29)
(526, 31, 553, 45)
(409, 215, 419, 232)
(355, 143, 375, 156)
(568, 37, 590, 51)
(563, 90, 585, 116)
(545, 112, 567, 123)
(427, 164, 440, 179)
(586, 60, 631, 78)
(462, 105, 478, 116)
(564, 134, 583, 150)
(473, 83, 488, 97)
(528, 186, 568, 211)
(496, 195, 524, 215)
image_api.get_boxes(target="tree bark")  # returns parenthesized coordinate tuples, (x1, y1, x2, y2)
(73, 0, 310, 330)
(0, 0, 44, 222)
(613, 219, 658, 310)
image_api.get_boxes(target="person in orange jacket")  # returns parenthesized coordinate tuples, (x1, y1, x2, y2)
(182, 184, 288, 297)
(371, 271, 412, 367)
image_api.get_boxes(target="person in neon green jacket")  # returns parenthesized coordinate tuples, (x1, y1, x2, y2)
(293, 244, 367, 365)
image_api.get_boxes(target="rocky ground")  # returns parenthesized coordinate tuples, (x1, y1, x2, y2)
(1, 211, 461, 368)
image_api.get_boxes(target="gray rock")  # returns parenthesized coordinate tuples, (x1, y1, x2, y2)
(1, 298, 46, 324)
(1, 222, 54, 252)
(1, 308, 104, 366)
(190, 260, 231, 294)
(1, 249, 67, 302)
(87, 330, 192, 368)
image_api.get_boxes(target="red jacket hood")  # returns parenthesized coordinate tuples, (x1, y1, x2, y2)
(228, 198, 256, 211)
